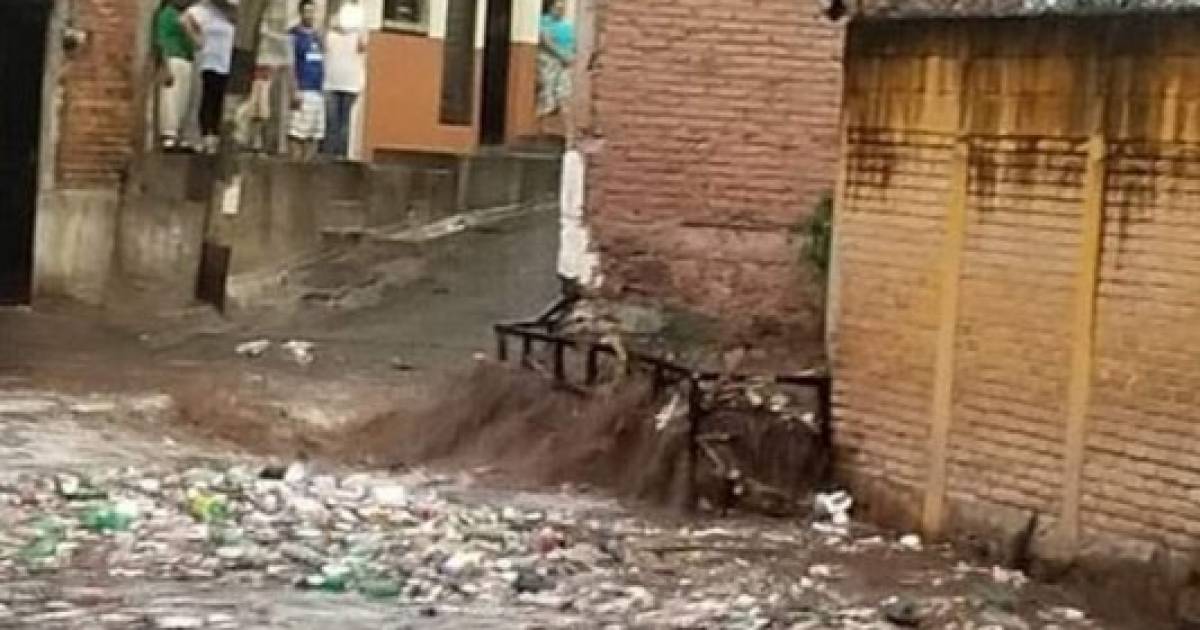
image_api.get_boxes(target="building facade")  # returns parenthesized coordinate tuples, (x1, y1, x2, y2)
(570, 0, 844, 334)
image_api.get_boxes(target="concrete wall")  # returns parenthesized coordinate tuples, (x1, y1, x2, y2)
(832, 15, 1200, 575)
(33, 190, 120, 304)
(582, 0, 844, 329)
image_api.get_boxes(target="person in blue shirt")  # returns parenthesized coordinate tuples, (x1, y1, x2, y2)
(288, 0, 325, 161)
(538, 0, 575, 120)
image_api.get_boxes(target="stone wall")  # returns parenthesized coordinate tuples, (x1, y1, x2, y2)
(582, 0, 844, 331)
(832, 14, 1200, 574)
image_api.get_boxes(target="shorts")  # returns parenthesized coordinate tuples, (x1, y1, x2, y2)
(289, 91, 325, 141)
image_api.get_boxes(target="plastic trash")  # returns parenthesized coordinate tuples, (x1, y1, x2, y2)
(305, 565, 352, 593)
(188, 492, 230, 524)
(235, 339, 271, 358)
(55, 475, 107, 501)
(356, 578, 402, 599)
(81, 501, 138, 533)
(812, 490, 853, 535)
(282, 340, 316, 366)
(21, 518, 66, 560)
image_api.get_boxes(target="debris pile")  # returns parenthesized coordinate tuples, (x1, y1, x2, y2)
(0, 459, 1100, 629)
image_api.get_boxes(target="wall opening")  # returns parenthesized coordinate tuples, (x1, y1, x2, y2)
(0, 0, 51, 305)
(479, 0, 512, 145)
(439, 0, 478, 126)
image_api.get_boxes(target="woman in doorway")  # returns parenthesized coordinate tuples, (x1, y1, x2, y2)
(183, 0, 237, 154)
(537, 0, 575, 120)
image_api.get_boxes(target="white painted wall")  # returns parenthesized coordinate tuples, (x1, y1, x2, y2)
(558, 149, 599, 287)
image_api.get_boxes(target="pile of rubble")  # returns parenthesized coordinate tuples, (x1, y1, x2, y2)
(0, 460, 1099, 629)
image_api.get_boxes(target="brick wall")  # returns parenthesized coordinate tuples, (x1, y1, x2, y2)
(584, 0, 843, 329)
(55, 0, 141, 188)
(833, 15, 1200, 563)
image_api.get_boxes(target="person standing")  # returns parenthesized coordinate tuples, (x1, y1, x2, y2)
(537, 0, 575, 120)
(288, 0, 325, 161)
(154, 0, 196, 151)
(322, 0, 367, 159)
(183, 0, 237, 154)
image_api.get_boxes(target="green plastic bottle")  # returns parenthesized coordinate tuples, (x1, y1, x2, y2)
(189, 493, 230, 524)
(356, 578, 402, 599)
(21, 518, 65, 560)
(81, 502, 137, 533)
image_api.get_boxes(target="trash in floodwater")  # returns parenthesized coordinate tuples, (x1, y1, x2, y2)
(654, 392, 685, 431)
(55, 474, 107, 501)
(282, 340, 316, 366)
(20, 518, 66, 561)
(812, 490, 853, 535)
(188, 491, 230, 524)
(236, 339, 271, 358)
(356, 578, 402, 599)
(81, 501, 139, 533)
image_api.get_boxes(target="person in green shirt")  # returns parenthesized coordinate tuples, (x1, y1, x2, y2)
(154, 0, 196, 150)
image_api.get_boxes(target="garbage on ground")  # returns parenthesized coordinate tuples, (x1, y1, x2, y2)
(0, 458, 1100, 629)
(235, 339, 271, 358)
(812, 490, 853, 535)
(281, 340, 316, 366)
(80, 501, 139, 533)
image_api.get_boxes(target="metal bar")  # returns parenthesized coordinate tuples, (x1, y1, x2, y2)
(520, 336, 533, 368)
(553, 340, 566, 381)
(685, 378, 703, 513)
(651, 364, 665, 397)
(496, 329, 509, 361)
(817, 378, 833, 450)
(585, 346, 599, 385)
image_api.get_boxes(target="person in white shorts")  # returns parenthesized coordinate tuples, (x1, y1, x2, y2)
(154, 0, 196, 151)
(288, 0, 325, 161)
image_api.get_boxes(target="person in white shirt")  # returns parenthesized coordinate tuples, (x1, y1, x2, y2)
(183, 0, 238, 154)
(322, 0, 367, 159)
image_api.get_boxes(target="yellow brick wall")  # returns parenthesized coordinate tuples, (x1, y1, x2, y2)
(833, 15, 1200, 556)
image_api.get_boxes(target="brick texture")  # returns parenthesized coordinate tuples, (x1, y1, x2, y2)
(834, 15, 1200, 555)
(585, 0, 843, 328)
(56, 0, 141, 188)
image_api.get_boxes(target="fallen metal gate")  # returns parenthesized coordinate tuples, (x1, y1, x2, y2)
(492, 316, 833, 510)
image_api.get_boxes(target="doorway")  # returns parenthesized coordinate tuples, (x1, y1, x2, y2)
(0, 0, 50, 304)
(479, 0, 512, 146)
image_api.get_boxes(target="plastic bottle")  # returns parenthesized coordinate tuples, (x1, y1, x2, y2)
(80, 501, 138, 533)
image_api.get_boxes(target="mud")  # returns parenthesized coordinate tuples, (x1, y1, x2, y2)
(336, 364, 688, 503)
(335, 363, 830, 519)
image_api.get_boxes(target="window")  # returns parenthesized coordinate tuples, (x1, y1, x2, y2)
(382, 0, 429, 33)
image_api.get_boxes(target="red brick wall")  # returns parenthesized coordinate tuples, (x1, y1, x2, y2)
(585, 0, 843, 328)
(56, 0, 141, 188)
(834, 15, 1200, 560)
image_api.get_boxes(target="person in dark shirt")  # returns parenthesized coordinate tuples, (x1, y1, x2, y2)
(288, 0, 325, 161)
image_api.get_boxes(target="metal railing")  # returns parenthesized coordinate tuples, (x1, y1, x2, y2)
(492, 312, 833, 510)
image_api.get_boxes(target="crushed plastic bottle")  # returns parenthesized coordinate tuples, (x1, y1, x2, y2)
(55, 475, 107, 501)
(81, 501, 138, 533)
(188, 492, 230, 524)
(20, 518, 66, 561)
(356, 578, 402, 599)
